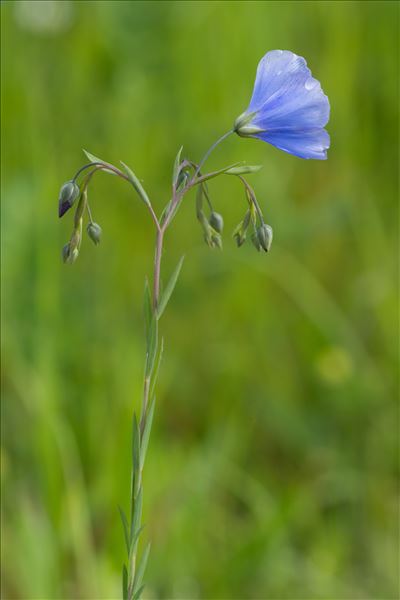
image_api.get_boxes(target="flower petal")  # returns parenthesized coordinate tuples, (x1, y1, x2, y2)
(254, 128, 330, 160)
(248, 50, 330, 131)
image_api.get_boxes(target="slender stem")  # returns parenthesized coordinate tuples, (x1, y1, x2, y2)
(192, 129, 233, 181)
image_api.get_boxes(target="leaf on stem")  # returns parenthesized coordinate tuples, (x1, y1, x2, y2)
(122, 564, 128, 600)
(82, 149, 116, 175)
(118, 506, 130, 554)
(150, 337, 164, 397)
(145, 316, 158, 377)
(120, 161, 151, 208)
(140, 395, 156, 471)
(172, 145, 183, 187)
(224, 165, 262, 175)
(131, 486, 143, 543)
(133, 543, 151, 598)
(132, 413, 141, 475)
(143, 279, 153, 336)
(156, 256, 185, 320)
(132, 584, 146, 600)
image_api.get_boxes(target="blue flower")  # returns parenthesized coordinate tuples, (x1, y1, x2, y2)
(235, 50, 330, 160)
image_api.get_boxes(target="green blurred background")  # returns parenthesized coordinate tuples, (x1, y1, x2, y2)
(1, 1, 398, 598)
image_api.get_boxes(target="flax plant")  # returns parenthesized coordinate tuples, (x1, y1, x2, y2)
(58, 50, 330, 599)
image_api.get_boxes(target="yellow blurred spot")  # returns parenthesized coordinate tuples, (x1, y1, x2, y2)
(316, 346, 353, 385)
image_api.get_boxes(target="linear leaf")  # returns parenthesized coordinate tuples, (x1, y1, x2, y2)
(118, 506, 130, 554)
(156, 256, 185, 320)
(122, 564, 128, 600)
(132, 414, 140, 475)
(120, 161, 151, 207)
(133, 543, 151, 597)
(145, 316, 158, 377)
(150, 337, 164, 397)
(140, 395, 156, 471)
(82, 149, 116, 175)
(143, 278, 153, 337)
(132, 584, 145, 600)
(172, 145, 183, 186)
(224, 165, 262, 175)
(131, 486, 143, 543)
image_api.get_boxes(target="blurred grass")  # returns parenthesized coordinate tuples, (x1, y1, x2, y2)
(1, 1, 398, 599)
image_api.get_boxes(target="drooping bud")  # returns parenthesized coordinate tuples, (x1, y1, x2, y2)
(61, 242, 79, 264)
(257, 224, 273, 252)
(87, 222, 102, 245)
(209, 212, 224, 233)
(251, 231, 261, 251)
(232, 210, 251, 248)
(58, 180, 80, 218)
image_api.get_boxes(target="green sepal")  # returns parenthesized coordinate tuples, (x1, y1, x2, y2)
(172, 146, 183, 187)
(83, 149, 116, 175)
(120, 161, 151, 208)
(156, 256, 185, 320)
(140, 395, 156, 471)
(132, 543, 151, 598)
(122, 564, 128, 600)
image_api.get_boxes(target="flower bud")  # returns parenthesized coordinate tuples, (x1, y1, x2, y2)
(209, 212, 224, 233)
(257, 224, 273, 252)
(59, 180, 80, 218)
(87, 222, 102, 245)
(251, 231, 261, 251)
(233, 230, 246, 247)
(62, 242, 71, 263)
(61, 242, 79, 264)
(211, 233, 223, 249)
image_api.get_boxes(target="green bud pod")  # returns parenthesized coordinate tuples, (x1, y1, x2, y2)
(62, 242, 71, 263)
(233, 231, 246, 247)
(211, 233, 223, 249)
(251, 231, 261, 251)
(87, 222, 102, 245)
(59, 180, 80, 218)
(257, 224, 273, 252)
(68, 248, 79, 264)
(209, 211, 224, 233)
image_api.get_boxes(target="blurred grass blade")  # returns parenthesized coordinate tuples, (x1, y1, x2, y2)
(118, 506, 130, 553)
(172, 145, 183, 186)
(156, 256, 185, 320)
(140, 396, 156, 471)
(122, 564, 128, 600)
(82, 149, 116, 174)
(120, 161, 151, 207)
(133, 543, 151, 597)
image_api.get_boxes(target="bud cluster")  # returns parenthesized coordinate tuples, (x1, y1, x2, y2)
(59, 177, 102, 264)
(196, 184, 224, 249)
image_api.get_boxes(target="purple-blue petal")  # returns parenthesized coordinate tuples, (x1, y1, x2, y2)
(253, 128, 330, 160)
(243, 50, 330, 159)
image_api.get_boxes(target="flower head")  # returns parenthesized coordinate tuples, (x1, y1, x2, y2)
(235, 50, 330, 160)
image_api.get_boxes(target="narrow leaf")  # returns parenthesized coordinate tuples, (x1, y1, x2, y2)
(156, 256, 185, 320)
(120, 161, 151, 207)
(145, 317, 158, 377)
(130, 524, 145, 550)
(131, 486, 143, 542)
(224, 165, 262, 175)
(140, 395, 156, 471)
(172, 145, 183, 186)
(118, 506, 130, 554)
(143, 278, 153, 337)
(132, 584, 145, 600)
(133, 543, 151, 597)
(150, 337, 164, 397)
(196, 162, 240, 184)
(122, 564, 128, 600)
(132, 414, 140, 475)
(82, 149, 116, 175)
